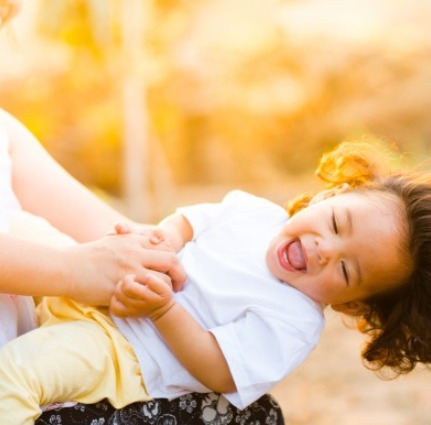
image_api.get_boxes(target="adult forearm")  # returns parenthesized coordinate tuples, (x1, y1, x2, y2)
(0, 234, 72, 297)
(3, 109, 131, 242)
(152, 303, 236, 394)
(11, 139, 131, 242)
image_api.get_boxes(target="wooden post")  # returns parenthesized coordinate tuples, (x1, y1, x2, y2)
(121, 0, 150, 221)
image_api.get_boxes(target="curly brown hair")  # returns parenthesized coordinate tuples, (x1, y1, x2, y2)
(287, 140, 431, 375)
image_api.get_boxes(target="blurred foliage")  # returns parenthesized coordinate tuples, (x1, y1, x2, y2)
(1, 0, 431, 201)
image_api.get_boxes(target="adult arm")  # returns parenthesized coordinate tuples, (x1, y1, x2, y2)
(0, 230, 183, 305)
(1, 108, 133, 242)
(0, 109, 186, 303)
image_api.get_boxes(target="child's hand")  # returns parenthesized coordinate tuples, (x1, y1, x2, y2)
(110, 273, 175, 319)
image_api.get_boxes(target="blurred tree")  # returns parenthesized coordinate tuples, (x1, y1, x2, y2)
(35, 0, 163, 219)
(2, 0, 431, 216)
(120, 0, 150, 220)
(27, 0, 124, 194)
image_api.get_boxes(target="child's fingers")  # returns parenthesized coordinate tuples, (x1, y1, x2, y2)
(139, 273, 172, 297)
(115, 274, 151, 300)
(111, 273, 174, 319)
(110, 276, 144, 316)
(110, 297, 130, 318)
(110, 275, 160, 317)
(117, 273, 170, 300)
(110, 293, 152, 318)
(146, 271, 173, 289)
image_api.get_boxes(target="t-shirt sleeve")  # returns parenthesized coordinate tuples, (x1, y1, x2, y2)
(210, 305, 323, 409)
(176, 190, 251, 239)
(176, 201, 221, 240)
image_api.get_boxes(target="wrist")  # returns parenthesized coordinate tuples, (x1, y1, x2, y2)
(56, 246, 79, 299)
(151, 300, 176, 322)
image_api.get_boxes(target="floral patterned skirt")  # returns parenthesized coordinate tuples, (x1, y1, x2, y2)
(36, 393, 284, 424)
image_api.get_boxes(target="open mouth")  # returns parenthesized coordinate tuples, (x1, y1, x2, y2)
(277, 239, 307, 272)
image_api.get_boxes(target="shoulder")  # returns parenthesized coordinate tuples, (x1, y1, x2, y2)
(222, 190, 279, 208)
(221, 190, 287, 217)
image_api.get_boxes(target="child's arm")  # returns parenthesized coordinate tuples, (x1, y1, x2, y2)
(157, 213, 194, 252)
(154, 299, 236, 393)
(117, 273, 236, 394)
(112, 215, 235, 392)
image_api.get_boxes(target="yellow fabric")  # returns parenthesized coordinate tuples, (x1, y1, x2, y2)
(0, 211, 151, 424)
(39, 295, 151, 406)
(0, 313, 151, 424)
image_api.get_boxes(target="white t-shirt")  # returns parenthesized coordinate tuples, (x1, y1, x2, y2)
(114, 190, 324, 409)
(0, 128, 37, 347)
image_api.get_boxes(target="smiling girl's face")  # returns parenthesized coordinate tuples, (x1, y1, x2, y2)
(265, 190, 412, 310)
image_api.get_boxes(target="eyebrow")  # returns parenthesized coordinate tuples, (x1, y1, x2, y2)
(346, 209, 363, 286)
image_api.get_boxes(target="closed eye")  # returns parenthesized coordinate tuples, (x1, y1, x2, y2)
(332, 210, 338, 234)
(341, 261, 349, 286)
(333, 210, 349, 285)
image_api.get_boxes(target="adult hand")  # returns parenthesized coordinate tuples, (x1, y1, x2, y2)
(62, 233, 186, 306)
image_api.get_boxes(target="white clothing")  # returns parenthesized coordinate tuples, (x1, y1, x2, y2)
(0, 127, 37, 347)
(114, 190, 324, 409)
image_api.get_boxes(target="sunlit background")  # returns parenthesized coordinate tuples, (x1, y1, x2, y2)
(1, 1, 431, 423)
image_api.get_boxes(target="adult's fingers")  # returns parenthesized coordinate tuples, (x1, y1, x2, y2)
(140, 250, 187, 290)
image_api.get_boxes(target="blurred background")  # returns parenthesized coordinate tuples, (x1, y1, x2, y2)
(1, 1, 431, 423)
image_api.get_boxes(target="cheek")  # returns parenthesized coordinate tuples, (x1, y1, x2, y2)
(308, 273, 340, 301)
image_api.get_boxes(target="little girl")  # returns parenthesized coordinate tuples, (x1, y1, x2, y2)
(1, 141, 431, 423)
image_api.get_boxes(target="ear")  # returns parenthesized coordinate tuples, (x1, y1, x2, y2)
(309, 183, 350, 205)
(331, 300, 370, 317)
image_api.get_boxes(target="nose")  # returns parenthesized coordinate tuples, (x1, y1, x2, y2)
(316, 237, 339, 265)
